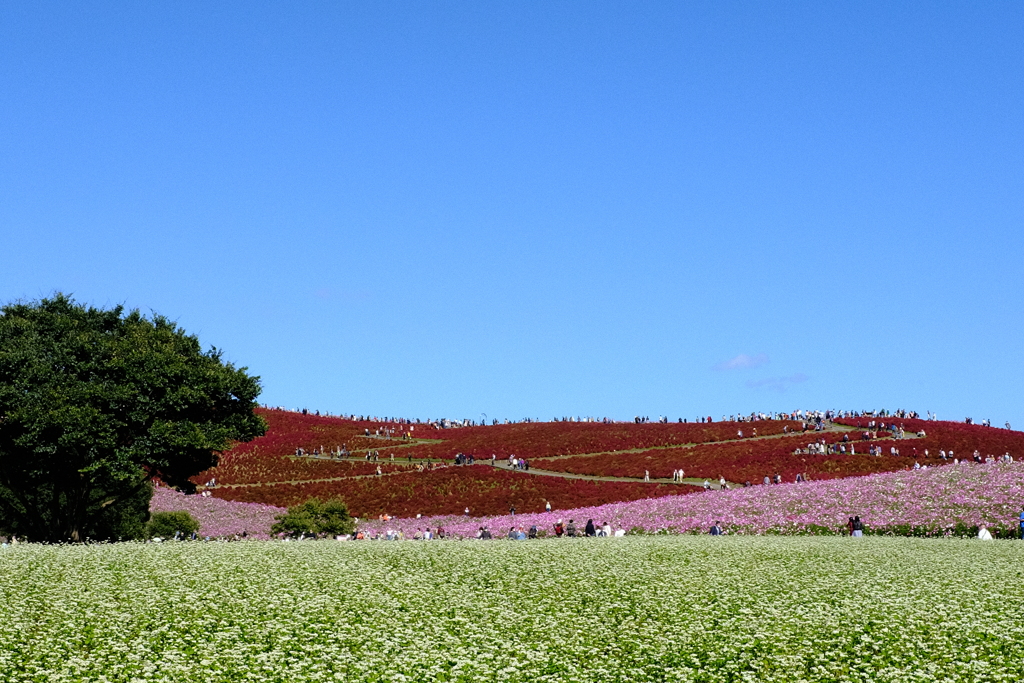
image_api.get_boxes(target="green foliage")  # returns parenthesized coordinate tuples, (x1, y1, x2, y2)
(0, 294, 266, 542)
(88, 480, 154, 541)
(146, 511, 201, 539)
(272, 497, 355, 538)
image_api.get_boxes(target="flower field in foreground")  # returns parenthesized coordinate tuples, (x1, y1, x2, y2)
(2, 538, 1024, 682)
(361, 462, 1024, 538)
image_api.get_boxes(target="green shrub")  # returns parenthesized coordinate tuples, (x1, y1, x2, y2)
(147, 511, 200, 539)
(272, 497, 354, 538)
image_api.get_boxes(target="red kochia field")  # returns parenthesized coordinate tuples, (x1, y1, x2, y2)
(532, 434, 907, 482)
(534, 422, 1024, 482)
(376, 419, 798, 460)
(197, 409, 799, 488)
(212, 465, 678, 518)
(835, 417, 1024, 457)
(217, 409, 799, 458)
(198, 409, 1024, 515)
(194, 409, 419, 486)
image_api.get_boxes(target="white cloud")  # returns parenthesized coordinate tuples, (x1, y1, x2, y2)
(745, 373, 809, 392)
(714, 353, 769, 371)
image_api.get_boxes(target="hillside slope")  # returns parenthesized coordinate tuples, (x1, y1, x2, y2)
(197, 409, 1024, 517)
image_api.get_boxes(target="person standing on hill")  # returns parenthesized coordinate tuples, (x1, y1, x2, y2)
(852, 516, 864, 537)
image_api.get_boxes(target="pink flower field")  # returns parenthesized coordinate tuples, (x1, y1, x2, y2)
(150, 485, 284, 539)
(360, 461, 1024, 538)
(152, 462, 1024, 539)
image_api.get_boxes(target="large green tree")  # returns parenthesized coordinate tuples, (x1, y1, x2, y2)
(0, 295, 266, 542)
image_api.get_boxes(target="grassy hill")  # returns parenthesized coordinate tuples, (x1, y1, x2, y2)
(193, 409, 1024, 518)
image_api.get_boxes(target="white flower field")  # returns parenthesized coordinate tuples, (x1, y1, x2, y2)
(2, 537, 1022, 682)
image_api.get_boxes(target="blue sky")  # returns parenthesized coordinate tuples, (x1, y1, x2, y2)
(1, 3, 1021, 424)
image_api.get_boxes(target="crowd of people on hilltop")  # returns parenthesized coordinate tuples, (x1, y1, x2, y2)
(266, 406, 1015, 434)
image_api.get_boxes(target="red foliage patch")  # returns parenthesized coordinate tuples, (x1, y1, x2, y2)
(200, 410, 1024, 513)
(388, 419, 798, 460)
(835, 418, 1024, 458)
(211, 465, 680, 518)
(534, 421, 1024, 483)
(200, 409, 800, 490)
(195, 409, 420, 485)
(532, 435, 915, 483)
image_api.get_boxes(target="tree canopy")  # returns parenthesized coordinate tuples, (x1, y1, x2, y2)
(0, 294, 265, 542)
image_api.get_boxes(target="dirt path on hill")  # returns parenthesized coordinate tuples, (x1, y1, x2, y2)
(489, 461, 713, 487)
(524, 425, 861, 462)
(209, 462, 714, 490)
(214, 467, 420, 489)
